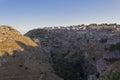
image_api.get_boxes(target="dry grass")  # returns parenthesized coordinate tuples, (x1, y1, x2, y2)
(0, 26, 37, 56)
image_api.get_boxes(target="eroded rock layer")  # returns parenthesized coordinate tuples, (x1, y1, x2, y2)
(26, 24, 120, 80)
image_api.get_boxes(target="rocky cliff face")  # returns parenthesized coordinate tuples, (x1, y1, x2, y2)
(25, 24, 120, 80)
(0, 25, 63, 80)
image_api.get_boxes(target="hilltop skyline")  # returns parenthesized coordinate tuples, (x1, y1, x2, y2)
(0, 0, 120, 33)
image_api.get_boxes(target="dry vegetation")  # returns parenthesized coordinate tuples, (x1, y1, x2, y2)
(0, 26, 37, 56)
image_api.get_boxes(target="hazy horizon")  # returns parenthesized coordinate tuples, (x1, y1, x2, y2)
(0, 0, 120, 33)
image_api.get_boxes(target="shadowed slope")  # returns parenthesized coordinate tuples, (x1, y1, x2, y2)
(0, 26, 63, 80)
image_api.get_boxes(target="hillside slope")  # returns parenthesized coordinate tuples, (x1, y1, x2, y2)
(0, 25, 63, 80)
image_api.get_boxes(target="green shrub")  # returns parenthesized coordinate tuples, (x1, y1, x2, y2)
(37, 34, 45, 38)
(99, 38, 108, 43)
(109, 42, 120, 51)
(102, 71, 120, 80)
(111, 71, 120, 80)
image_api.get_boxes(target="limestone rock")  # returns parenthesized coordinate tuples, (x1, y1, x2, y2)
(25, 24, 120, 80)
(103, 51, 120, 61)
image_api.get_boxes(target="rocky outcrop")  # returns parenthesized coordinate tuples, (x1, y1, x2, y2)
(25, 24, 120, 80)
(103, 51, 120, 61)
(0, 25, 63, 80)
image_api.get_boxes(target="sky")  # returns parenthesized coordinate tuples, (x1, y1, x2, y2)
(0, 0, 120, 33)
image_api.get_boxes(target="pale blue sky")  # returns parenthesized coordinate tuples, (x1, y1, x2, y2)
(0, 0, 120, 33)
